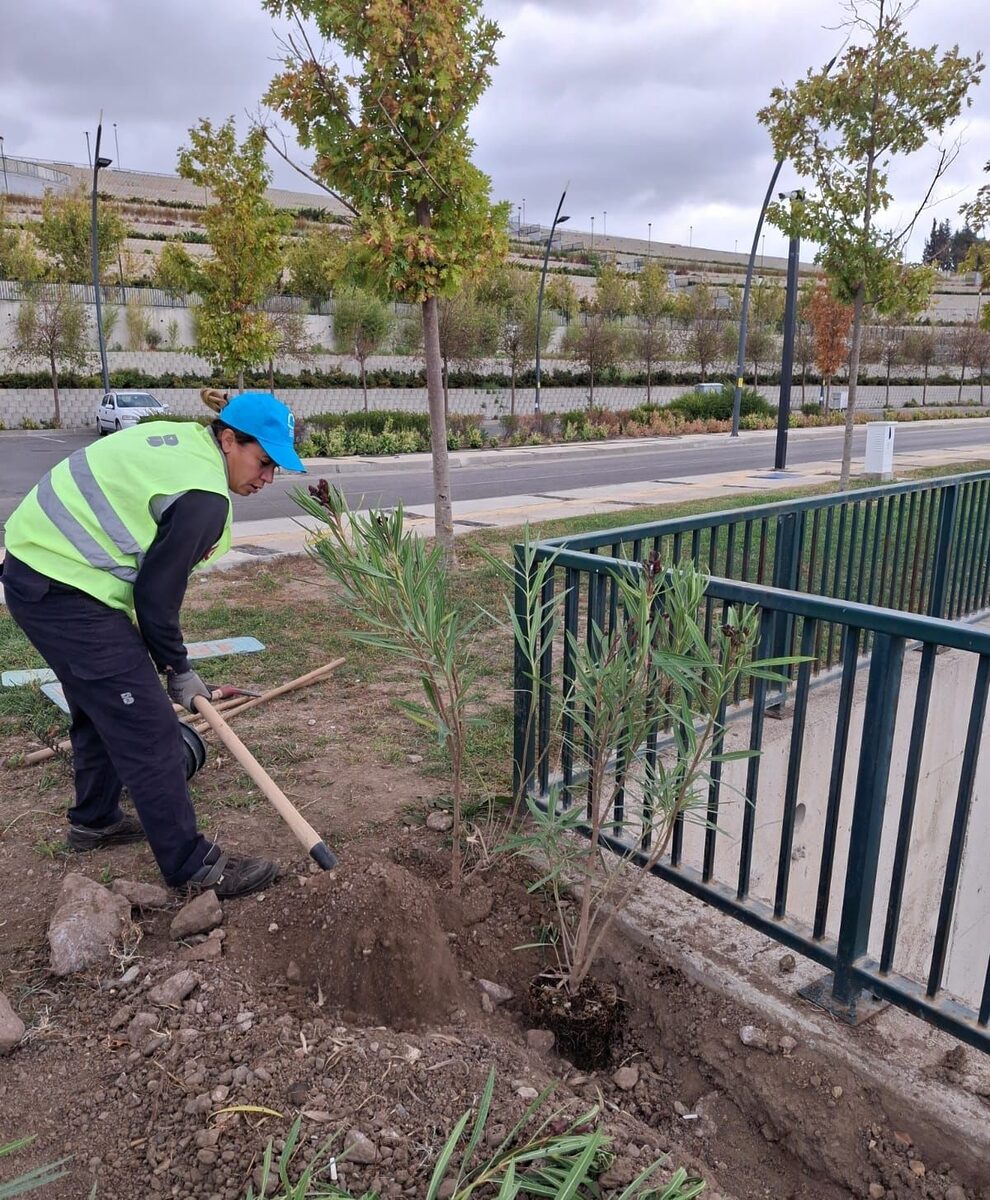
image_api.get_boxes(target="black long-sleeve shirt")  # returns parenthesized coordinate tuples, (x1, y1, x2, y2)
(133, 490, 229, 674)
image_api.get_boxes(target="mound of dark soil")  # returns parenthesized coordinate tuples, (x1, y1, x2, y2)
(227, 854, 466, 1029)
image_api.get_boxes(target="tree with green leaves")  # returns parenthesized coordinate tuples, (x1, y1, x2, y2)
(162, 117, 290, 388)
(285, 226, 348, 310)
(13, 282, 91, 426)
(592, 259, 632, 319)
(545, 273, 580, 322)
(480, 266, 547, 415)
(436, 285, 500, 415)
(634, 262, 672, 403)
(34, 186, 127, 283)
(263, 0, 508, 560)
(0, 197, 42, 283)
(901, 327, 938, 404)
(265, 306, 313, 391)
(333, 287, 393, 411)
(563, 313, 627, 409)
(759, 0, 982, 486)
(675, 282, 726, 382)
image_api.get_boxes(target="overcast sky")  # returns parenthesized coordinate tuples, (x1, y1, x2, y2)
(2, 0, 987, 261)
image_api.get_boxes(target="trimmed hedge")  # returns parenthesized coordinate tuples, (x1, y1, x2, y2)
(663, 387, 773, 421)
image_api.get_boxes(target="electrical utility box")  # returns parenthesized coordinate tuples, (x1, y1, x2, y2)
(865, 421, 896, 480)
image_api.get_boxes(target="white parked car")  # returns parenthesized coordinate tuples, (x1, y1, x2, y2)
(96, 391, 170, 435)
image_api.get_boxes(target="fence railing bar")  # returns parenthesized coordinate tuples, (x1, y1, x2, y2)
(737, 610, 775, 900)
(537, 570, 556, 798)
(881, 641, 937, 974)
(560, 566, 579, 806)
(897, 491, 919, 615)
(702, 692, 728, 885)
(927, 653, 990, 999)
(773, 617, 818, 919)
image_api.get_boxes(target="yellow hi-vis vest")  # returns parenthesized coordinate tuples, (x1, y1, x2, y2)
(5, 422, 232, 613)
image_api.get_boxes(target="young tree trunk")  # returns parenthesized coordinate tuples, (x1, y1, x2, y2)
(958, 363, 965, 402)
(646, 358, 652, 405)
(587, 359, 595, 410)
(236, 369, 245, 393)
(50, 350, 61, 428)
(510, 363, 516, 417)
(441, 356, 450, 420)
(839, 288, 866, 490)
(885, 357, 892, 407)
(267, 357, 275, 392)
(360, 359, 369, 412)
(422, 294, 455, 561)
(922, 363, 928, 406)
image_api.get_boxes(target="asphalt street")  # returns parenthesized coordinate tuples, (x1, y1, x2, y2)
(3, 421, 990, 528)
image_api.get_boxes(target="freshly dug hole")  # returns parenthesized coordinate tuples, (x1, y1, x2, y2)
(234, 855, 466, 1028)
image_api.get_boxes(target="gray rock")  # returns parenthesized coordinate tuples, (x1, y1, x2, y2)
(344, 1129, 378, 1165)
(943, 1186, 967, 1200)
(48, 873, 132, 977)
(738, 1025, 769, 1050)
(111, 879, 171, 909)
(406, 754, 424, 764)
(426, 810, 454, 833)
(477, 979, 513, 1006)
(778, 1035, 798, 1054)
(515, 1086, 539, 1101)
(127, 1011, 162, 1049)
(178, 931, 224, 963)
(170, 892, 223, 940)
(0, 992, 25, 1055)
(778, 953, 797, 974)
(612, 1065, 639, 1091)
(526, 1029, 555, 1053)
(147, 969, 201, 1007)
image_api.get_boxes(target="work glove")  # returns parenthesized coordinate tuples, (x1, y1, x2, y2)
(167, 668, 212, 713)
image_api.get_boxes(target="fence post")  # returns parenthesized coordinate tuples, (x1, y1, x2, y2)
(928, 483, 958, 619)
(512, 543, 536, 805)
(768, 512, 801, 712)
(803, 632, 904, 1022)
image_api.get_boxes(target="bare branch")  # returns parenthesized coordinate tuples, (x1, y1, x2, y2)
(254, 116, 360, 219)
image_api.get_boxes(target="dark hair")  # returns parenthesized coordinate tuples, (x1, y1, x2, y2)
(211, 419, 257, 446)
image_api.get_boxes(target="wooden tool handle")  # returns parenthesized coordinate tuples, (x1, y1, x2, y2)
(191, 696, 337, 870)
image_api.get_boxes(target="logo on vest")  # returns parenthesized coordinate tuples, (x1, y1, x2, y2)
(120, 692, 135, 706)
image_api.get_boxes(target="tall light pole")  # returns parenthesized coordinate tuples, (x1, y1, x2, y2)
(90, 115, 113, 394)
(774, 191, 804, 471)
(85, 131, 92, 169)
(590, 215, 595, 251)
(522, 197, 526, 227)
(647, 222, 651, 256)
(603, 210, 607, 240)
(113, 122, 120, 168)
(689, 224, 693, 247)
(0, 136, 7, 195)
(534, 188, 569, 418)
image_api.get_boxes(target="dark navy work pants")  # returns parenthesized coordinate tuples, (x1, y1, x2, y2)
(2, 555, 212, 886)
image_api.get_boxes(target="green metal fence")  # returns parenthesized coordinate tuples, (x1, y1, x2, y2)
(514, 470, 990, 1054)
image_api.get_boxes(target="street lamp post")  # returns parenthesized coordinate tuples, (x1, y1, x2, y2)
(774, 191, 803, 471)
(647, 222, 651, 256)
(590, 215, 594, 251)
(85, 131, 92, 169)
(603, 210, 607, 241)
(90, 116, 113, 394)
(113, 122, 120, 168)
(0, 136, 7, 195)
(534, 188, 569, 418)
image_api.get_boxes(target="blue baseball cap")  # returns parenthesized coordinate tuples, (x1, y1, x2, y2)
(220, 392, 306, 473)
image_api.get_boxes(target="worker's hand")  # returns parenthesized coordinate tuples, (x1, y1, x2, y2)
(167, 668, 212, 713)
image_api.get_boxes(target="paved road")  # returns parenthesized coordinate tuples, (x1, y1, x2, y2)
(3, 421, 990, 527)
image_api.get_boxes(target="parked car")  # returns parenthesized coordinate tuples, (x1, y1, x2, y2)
(96, 391, 170, 435)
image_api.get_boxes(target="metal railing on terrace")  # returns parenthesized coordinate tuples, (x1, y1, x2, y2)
(513, 470, 990, 1054)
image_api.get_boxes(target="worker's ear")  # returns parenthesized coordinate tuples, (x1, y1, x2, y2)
(217, 427, 236, 455)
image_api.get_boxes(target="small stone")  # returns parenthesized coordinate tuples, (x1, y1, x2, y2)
(307, 719, 317, 727)
(171, 892, 223, 940)
(809, 1074, 822, 1089)
(778, 953, 797, 974)
(893, 1131, 913, 1150)
(778, 1035, 797, 1054)
(406, 754, 424, 764)
(868, 1185, 886, 1200)
(739, 1025, 769, 1049)
(515, 1086, 539, 1101)
(0, 993, 26, 1055)
(480, 993, 495, 1014)
(611, 1065, 639, 1091)
(211, 1085, 230, 1103)
(286, 961, 301, 983)
(760, 1123, 778, 1143)
(909, 1160, 926, 1178)
(268, 923, 279, 933)
(525, 1029, 555, 1053)
(944, 1186, 967, 1200)
(147, 970, 200, 1007)
(426, 810, 454, 832)
(126, 1012, 159, 1048)
(673, 1101, 691, 1117)
(831, 1085, 843, 1099)
(477, 979, 513, 1006)
(344, 1129, 378, 1165)
(195, 1130, 221, 1149)
(111, 879, 171, 909)
(302, 1110, 332, 1123)
(178, 931, 224, 963)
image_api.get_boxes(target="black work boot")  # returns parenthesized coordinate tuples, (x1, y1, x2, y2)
(67, 814, 147, 852)
(181, 848, 279, 900)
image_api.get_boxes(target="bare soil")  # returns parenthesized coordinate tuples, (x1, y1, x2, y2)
(1, 559, 987, 1200)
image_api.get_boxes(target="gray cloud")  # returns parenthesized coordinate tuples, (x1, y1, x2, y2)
(1, 0, 986, 260)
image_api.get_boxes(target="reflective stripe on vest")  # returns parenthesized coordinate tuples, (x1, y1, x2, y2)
(67, 450, 144, 565)
(36, 473, 139, 584)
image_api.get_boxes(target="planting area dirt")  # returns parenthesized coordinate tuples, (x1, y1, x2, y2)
(1, 559, 988, 1199)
